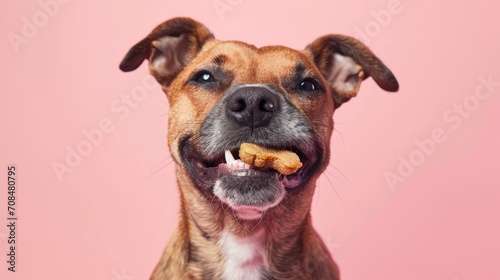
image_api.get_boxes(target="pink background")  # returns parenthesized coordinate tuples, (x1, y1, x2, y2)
(1, 0, 499, 279)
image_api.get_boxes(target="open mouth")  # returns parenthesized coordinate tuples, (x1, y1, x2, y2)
(180, 138, 319, 191)
(180, 137, 320, 220)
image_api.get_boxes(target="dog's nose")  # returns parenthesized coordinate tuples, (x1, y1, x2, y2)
(226, 86, 279, 128)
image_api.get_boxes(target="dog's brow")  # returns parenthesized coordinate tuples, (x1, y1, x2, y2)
(212, 54, 228, 66)
(294, 61, 319, 79)
(295, 62, 306, 74)
(294, 62, 310, 81)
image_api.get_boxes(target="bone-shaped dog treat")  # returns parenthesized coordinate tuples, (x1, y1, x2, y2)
(239, 143, 303, 175)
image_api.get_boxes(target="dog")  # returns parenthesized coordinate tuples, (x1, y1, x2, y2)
(119, 17, 398, 280)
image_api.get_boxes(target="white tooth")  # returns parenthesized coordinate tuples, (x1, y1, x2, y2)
(224, 150, 235, 164)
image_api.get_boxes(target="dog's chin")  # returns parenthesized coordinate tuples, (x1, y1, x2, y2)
(180, 138, 319, 220)
(213, 169, 285, 220)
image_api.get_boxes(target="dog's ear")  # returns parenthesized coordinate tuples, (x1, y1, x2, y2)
(305, 35, 399, 108)
(119, 17, 214, 85)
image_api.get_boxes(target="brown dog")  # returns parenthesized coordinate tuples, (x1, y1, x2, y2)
(120, 17, 398, 280)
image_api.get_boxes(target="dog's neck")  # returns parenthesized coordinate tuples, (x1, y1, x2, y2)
(183, 208, 310, 279)
(152, 170, 340, 279)
(177, 188, 315, 278)
(218, 229, 266, 280)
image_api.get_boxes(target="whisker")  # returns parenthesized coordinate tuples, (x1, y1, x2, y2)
(279, 202, 292, 214)
(143, 157, 175, 180)
(221, 200, 230, 212)
(327, 164, 356, 192)
(322, 171, 347, 208)
(333, 128, 346, 150)
(220, 221, 237, 248)
(231, 209, 246, 231)
(249, 210, 267, 232)
(210, 194, 217, 207)
(155, 112, 169, 118)
(310, 120, 334, 131)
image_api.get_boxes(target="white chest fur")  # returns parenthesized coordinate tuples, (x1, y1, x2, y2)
(218, 230, 266, 280)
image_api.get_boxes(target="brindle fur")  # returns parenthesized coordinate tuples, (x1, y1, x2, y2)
(120, 17, 398, 280)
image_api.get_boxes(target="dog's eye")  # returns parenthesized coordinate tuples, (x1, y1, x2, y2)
(193, 71, 215, 84)
(298, 78, 321, 92)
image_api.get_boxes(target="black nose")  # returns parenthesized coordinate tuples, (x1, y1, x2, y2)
(226, 86, 279, 128)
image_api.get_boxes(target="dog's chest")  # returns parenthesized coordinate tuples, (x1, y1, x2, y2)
(218, 230, 266, 280)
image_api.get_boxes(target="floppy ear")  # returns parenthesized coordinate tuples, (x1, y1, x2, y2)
(119, 17, 214, 85)
(305, 35, 399, 108)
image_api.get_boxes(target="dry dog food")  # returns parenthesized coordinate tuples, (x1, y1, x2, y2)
(239, 143, 303, 175)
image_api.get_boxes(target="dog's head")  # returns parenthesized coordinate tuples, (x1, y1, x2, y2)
(120, 17, 398, 233)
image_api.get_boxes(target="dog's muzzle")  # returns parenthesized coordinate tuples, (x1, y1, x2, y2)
(180, 84, 321, 219)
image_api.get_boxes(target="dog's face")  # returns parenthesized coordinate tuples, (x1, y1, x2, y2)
(120, 18, 398, 234)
